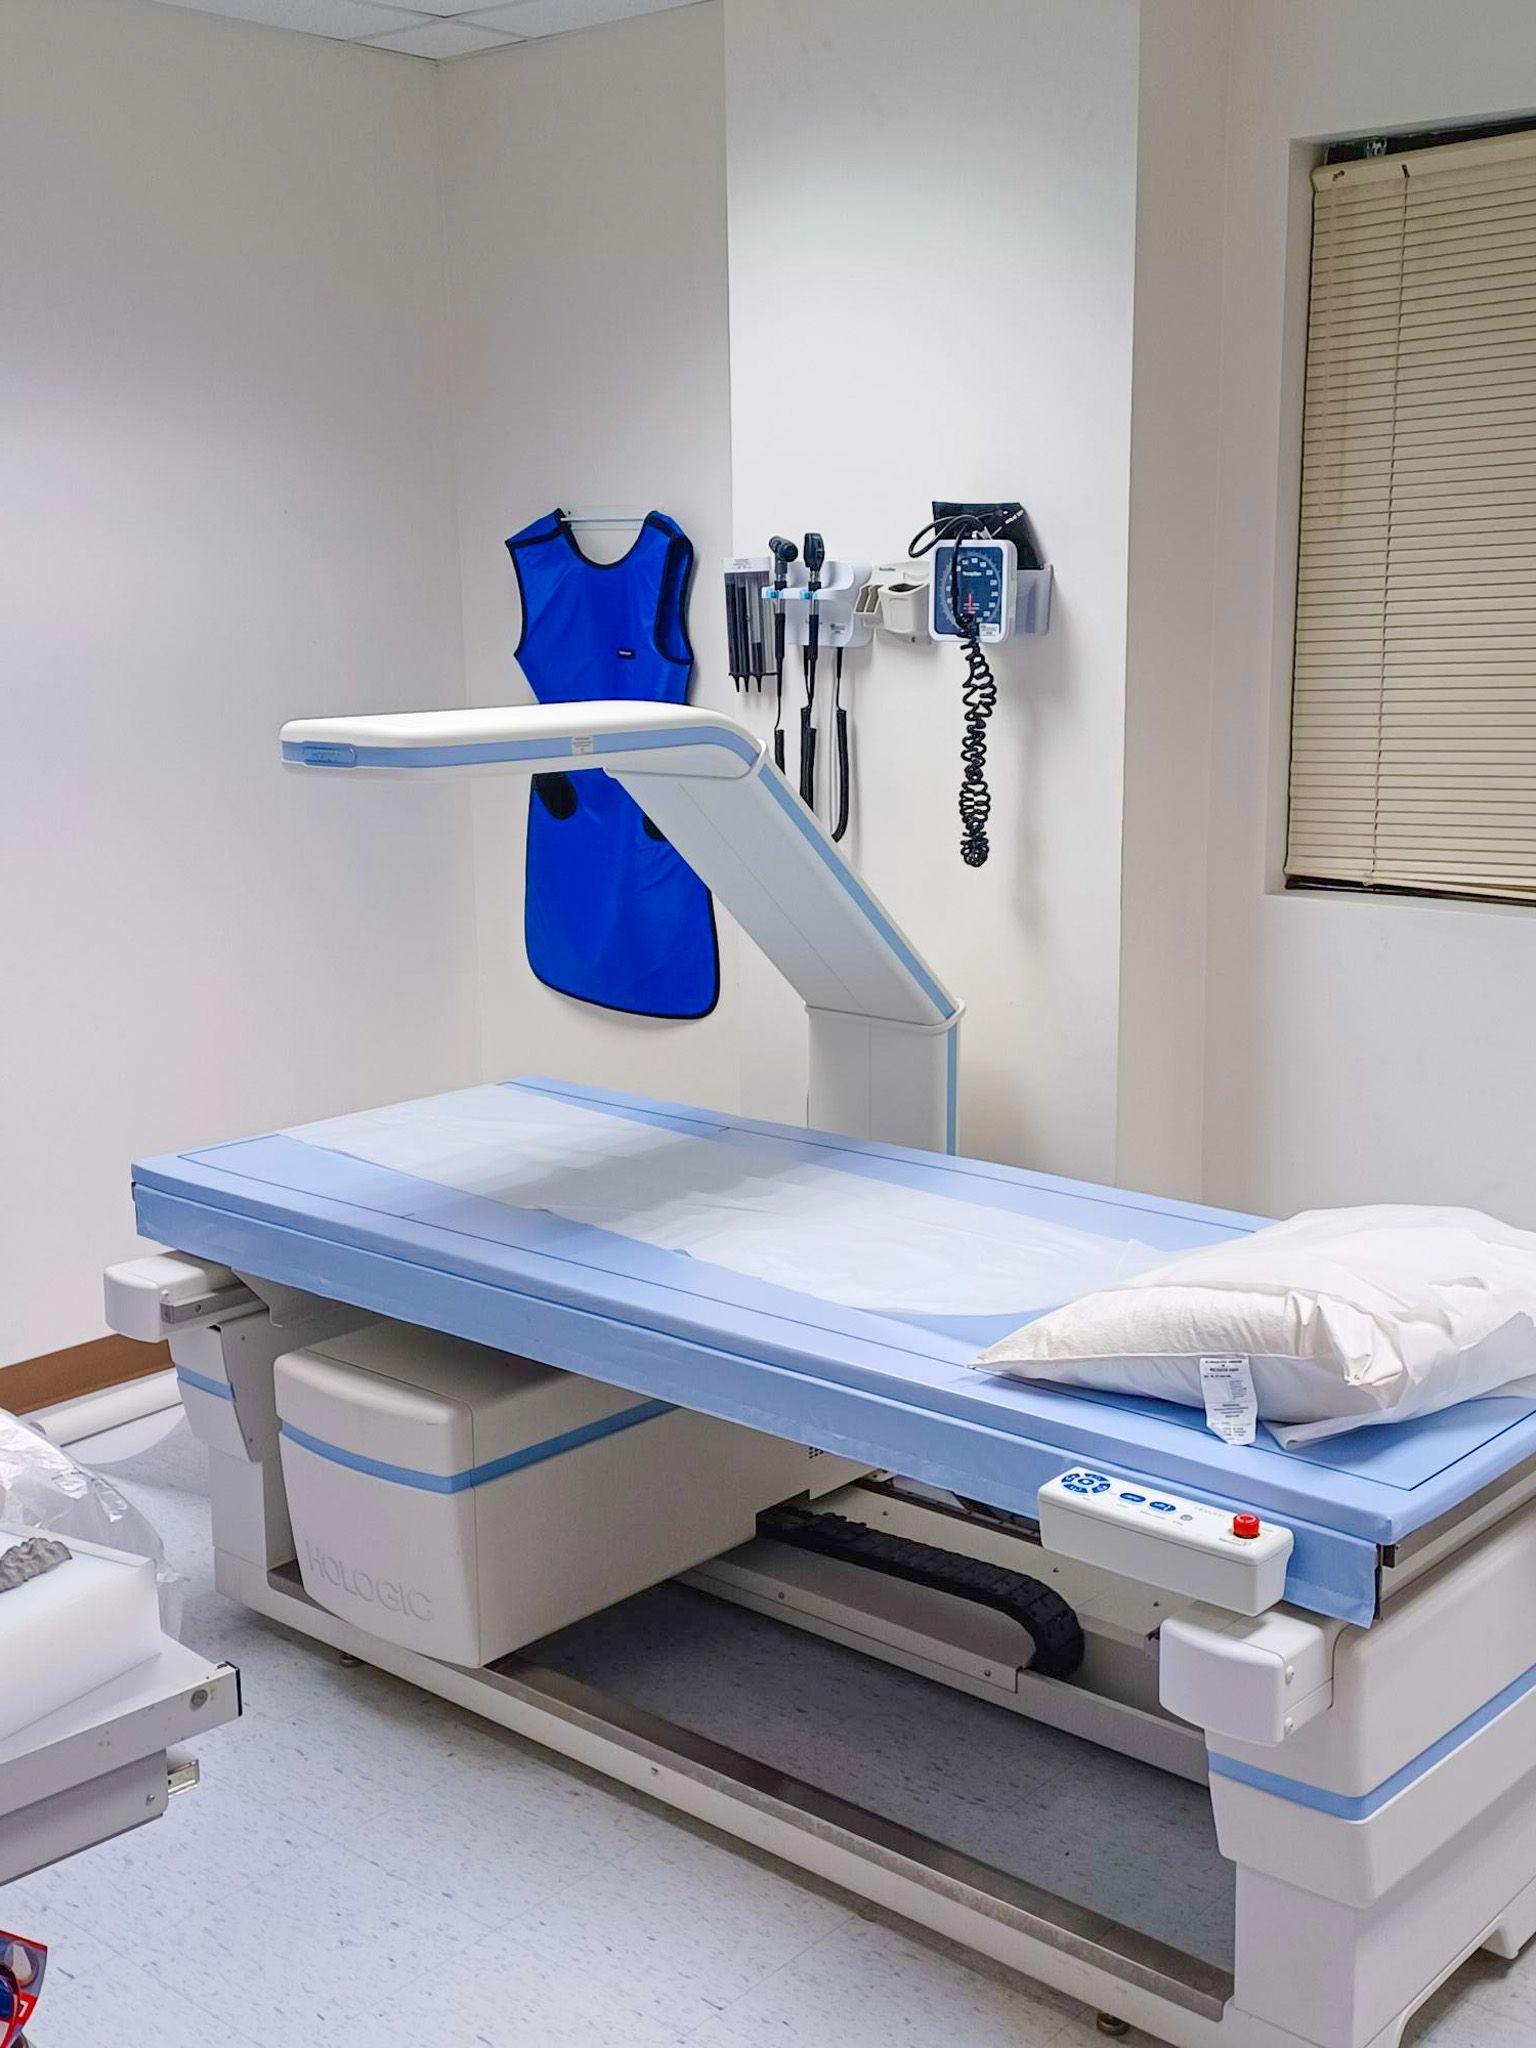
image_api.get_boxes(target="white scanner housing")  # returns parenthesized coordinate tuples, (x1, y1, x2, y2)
(275, 1320, 859, 1666)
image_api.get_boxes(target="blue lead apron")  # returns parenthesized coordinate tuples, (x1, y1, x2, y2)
(506, 510, 719, 1020)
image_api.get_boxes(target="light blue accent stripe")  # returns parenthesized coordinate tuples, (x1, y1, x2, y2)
(596, 727, 759, 766)
(754, 762, 959, 1021)
(281, 727, 760, 773)
(176, 1366, 235, 1402)
(1210, 1654, 1536, 1820)
(280, 1422, 467, 1493)
(279, 1396, 673, 1495)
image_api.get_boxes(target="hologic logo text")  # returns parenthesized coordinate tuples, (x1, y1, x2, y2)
(306, 1542, 433, 1620)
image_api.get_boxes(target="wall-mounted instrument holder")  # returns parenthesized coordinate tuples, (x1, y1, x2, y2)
(849, 560, 1054, 647)
(860, 564, 933, 642)
(727, 555, 874, 652)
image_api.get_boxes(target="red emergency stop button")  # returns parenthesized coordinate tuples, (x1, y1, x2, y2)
(1232, 1513, 1262, 1540)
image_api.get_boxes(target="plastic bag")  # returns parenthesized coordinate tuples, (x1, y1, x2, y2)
(0, 1411, 183, 1634)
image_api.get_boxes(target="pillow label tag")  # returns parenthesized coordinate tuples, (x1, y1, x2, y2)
(1199, 1355, 1257, 1446)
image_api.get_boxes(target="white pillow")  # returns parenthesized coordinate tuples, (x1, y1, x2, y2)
(971, 1205, 1536, 1447)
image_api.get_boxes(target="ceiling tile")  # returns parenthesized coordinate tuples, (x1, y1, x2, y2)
(463, 0, 693, 38)
(150, 0, 433, 36)
(362, 16, 523, 53)
(363, 0, 493, 14)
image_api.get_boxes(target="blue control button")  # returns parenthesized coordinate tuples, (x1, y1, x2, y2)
(1118, 1492, 1146, 1504)
(1149, 1501, 1177, 1513)
(1061, 1471, 1111, 1496)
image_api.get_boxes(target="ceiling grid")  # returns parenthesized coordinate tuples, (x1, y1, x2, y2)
(145, 0, 698, 61)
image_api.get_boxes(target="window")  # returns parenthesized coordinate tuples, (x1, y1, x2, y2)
(1286, 130, 1536, 903)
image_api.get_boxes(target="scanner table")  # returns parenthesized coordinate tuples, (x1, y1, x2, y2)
(131, 1076, 1536, 1632)
(119, 688, 1536, 2048)
(117, 1079, 1536, 2048)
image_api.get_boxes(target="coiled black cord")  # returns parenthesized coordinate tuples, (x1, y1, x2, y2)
(910, 511, 1005, 870)
(956, 610, 997, 867)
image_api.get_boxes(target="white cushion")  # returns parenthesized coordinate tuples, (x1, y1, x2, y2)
(972, 1206, 1536, 1446)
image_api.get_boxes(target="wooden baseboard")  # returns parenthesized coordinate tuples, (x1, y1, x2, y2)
(0, 1335, 172, 1416)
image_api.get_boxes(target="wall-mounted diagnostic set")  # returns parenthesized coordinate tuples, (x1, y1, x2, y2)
(724, 501, 1050, 867)
(723, 538, 871, 842)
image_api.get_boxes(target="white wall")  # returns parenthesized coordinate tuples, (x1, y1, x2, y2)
(1201, 0, 1536, 1224)
(0, 0, 477, 1362)
(6, 0, 1151, 1371)
(32, 0, 1529, 1372)
(435, 0, 1536, 1225)
(1115, 0, 1229, 1200)
(435, 3, 746, 1114)
(722, 0, 1143, 1180)
(437, 0, 1149, 1180)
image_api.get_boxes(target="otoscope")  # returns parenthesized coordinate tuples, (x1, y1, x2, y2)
(768, 535, 798, 772)
(799, 530, 825, 809)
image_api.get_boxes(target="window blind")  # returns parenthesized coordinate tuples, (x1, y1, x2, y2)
(1287, 131, 1536, 901)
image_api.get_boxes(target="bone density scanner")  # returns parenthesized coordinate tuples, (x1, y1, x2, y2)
(93, 696, 1536, 2048)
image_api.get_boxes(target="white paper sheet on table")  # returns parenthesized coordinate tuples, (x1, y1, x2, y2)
(287, 1085, 1164, 1319)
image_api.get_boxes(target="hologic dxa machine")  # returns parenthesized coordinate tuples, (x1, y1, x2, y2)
(108, 699, 1536, 2048)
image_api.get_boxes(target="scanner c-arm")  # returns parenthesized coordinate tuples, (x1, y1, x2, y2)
(281, 701, 962, 1152)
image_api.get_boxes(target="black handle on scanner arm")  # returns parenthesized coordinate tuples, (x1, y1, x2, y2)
(758, 1504, 1085, 1679)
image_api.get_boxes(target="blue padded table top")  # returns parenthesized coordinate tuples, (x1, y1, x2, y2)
(134, 1078, 1536, 1627)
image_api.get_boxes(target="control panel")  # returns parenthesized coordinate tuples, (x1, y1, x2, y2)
(1038, 1469, 1293, 1617)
